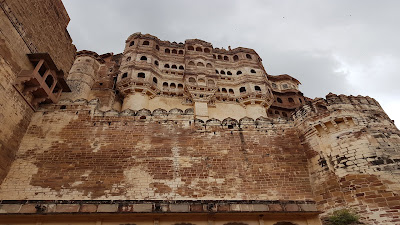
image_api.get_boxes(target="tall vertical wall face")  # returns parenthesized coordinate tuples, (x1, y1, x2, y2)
(295, 94, 400, 224)
(0, 0, 75, 184)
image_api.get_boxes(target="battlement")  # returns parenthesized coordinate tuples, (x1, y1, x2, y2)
(76, 50, 105, 63)
(40, 98, 293, 131)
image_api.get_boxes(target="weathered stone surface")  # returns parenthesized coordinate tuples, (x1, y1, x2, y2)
(0, 204, 21, 213)
(190, 204, 203, 212)
(18, 204, 37, 213)
(132, 204, 152, 212)
(79, 204, 97, 213)
(97, 204, 118, 213)
(169, 204, 190, 212)
(299, 204, 318, 212)
(55, 204, 79, 213)
(268, 204, 283, 212)
(252, 204, 269, 211)
(285, 204, 299, 212)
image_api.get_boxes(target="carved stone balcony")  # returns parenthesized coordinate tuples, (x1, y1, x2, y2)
(14, 53, 71, 108)
(116, 77, 159, 99)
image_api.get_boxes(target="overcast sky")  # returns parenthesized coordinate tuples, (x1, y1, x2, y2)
(62, 0, 399, 126)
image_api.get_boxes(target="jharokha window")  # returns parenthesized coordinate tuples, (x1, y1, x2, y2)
(14, 53, 70, 109)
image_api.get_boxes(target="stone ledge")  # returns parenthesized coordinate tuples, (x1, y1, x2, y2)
(0, 200, 319, 215)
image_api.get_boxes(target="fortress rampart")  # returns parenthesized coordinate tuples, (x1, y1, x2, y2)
(1, 8, 399, 224)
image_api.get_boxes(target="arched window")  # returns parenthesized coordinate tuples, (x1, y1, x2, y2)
(275, 111, 280, 115)
(140, 56, 147, 61)
(240, 87, 246, 93)
(282, 112, 288, 117)
(229, 89, 234, 94)
(196, 47, 202, 52)
(172, 49, 177, 54)
(246, 54, 252, 59)
(122, 73, 128, 79)
(198, 78, 205, 83)
(237, 71, 242, 75)
(165, 48, 170, 54)
(222, 88, 227, 93)
(250, 69, 256, 73)
(204, 48, 210, 53)
(154, 60, 159, 66)
(215, 70, 219, 74)
(197, 62, 204, 67)
(188, 46, 194, 51)
(213, 54, 216, 59)
(206, 63, 212, 68)
(153, 77, 158, 83)
(45, 75, 54, 88)
(179, 65, 184, 70)
(178, 50, 184, 54)
(138, 72, 145, 78)
(227, 71, 232, 75)
(178, 84, 183, 89)
(170, 83, 176, 88)
(188, 61, 195, 66)
(171, 65, 177, 69)
(143, 41, 149, 45)
(129, 41, 134, 46)
(164, 64, 170, 68)
(163, 82, 168, 88)
(218, 55, 222, 59)
(288, 97, 294, 103)
(220, 70, 225, 75)
(155, 45, 159, 50)
(272, 83, 277, 88)
(126, 57, 131, 61)
(224, 56, 229, 61)
(188, 77, 196, 83)
(208, 80, 215, 86)
(233, 55, 239, 61)
(255, 86, 261, 91)
(277, 97, 283, 103)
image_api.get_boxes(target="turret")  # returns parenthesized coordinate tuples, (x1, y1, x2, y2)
(65, 50, 103, 100)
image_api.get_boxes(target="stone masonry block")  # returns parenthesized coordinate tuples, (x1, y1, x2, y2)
(239, 204, 253, 211)
(252, 204, 269, 211)
(268, 204, 283, 211)
(80, 204, 98, 212)
(190, 204, 203, 212)
(0, 204, 22, 213)
(170, 204, 190, 212)
(97, 204, 118, 212)
(217, 204, 229, 212)
(46, 204, 57, 213)
(285, 204, 300, 211)
(18, 204, 37, 213)
(230, 204, 241, 211)
(133, 204, 152, 212)
(55, 204, 80, 213)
